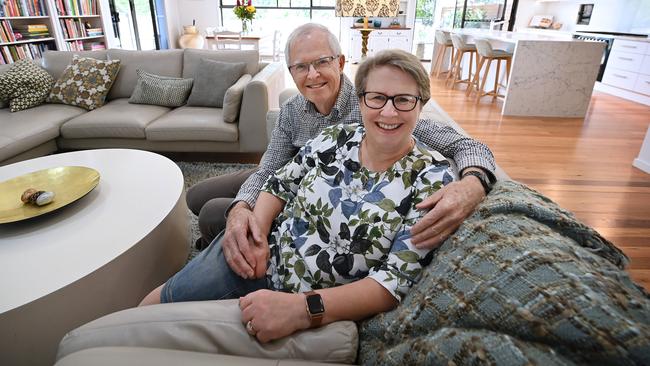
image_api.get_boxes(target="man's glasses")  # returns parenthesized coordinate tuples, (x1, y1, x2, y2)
(360, 92, 421, 112)
(288, 55, 339, 76)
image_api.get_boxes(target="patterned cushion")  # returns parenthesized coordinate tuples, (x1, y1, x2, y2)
(128, 69, 193, 107)
(48, 55, 121, 111)
(0, 59, 54, 112)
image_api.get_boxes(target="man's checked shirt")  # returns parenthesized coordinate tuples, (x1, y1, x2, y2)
(234, 75, 496, 209)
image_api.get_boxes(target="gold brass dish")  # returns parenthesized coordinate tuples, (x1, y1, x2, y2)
(0, 166, 100, 224)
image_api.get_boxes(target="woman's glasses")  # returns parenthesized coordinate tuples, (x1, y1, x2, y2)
(288, 55, 339, 76)
(360, 92, 421, 112)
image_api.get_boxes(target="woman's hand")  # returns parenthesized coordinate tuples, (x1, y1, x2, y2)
(410, 176, 485, 249)
(239, 290, 310, 343)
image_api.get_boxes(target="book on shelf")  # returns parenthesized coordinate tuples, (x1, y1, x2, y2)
(0, 0, 48, 17)
(55, 0, 98, 16)
(0, 19, 16, 43)
(13, 23, 50, 40)
(0, 41, 50, 63)
(65, 39, 104, 51)
(59, 18, 103, 39)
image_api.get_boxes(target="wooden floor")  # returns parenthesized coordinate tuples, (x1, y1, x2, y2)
(426, 71, 650, 291)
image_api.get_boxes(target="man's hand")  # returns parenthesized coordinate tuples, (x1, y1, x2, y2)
(410, 176, 485, 249)
(239, 290, 310, 343)
(223, 202, 265, 279)
(249, 233, 270, 279)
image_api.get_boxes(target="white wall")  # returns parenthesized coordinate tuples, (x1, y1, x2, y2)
(174, 0, 221, 38)
(515, 0, 650, 34)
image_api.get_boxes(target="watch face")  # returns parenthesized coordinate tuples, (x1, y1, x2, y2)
(306, 294, 325, 314)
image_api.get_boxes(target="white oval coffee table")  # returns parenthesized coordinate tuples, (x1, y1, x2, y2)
(0, 149, 189, 366)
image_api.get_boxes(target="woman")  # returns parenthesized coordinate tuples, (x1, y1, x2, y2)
(140, 49, 457, 343)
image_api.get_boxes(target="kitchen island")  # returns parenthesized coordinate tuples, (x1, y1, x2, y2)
(441, 29, 605, 118)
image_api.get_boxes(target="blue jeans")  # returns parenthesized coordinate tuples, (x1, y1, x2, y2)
(160, 231, 270, 303)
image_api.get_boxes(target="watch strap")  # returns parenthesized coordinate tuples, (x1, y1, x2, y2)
(304, 291, 324, 328)
(462, 170, 492, 195)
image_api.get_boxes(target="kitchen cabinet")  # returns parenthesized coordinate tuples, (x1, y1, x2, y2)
(602, 39, 650, 97)
(348, 29, 412, 63)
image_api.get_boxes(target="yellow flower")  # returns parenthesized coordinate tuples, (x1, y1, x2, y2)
(246, 5, 256, 13)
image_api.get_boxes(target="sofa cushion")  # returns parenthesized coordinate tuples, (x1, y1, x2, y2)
(57, 299, 358, 364)
(41, 50, 108, 80)
(182, 49, 259, 79)
(48, 55, 121, 111)
(0, 59, 54, 112)
(145, 106, 238, 142)
(223, 74, 251, 123)
(61, 98, 170, 139)
(187, 59, 246, 108)
(0, 104, 85, 161)
(107, 49, 184, 100)
(129, 69, 193, 107)
(55, 347, 344, 366)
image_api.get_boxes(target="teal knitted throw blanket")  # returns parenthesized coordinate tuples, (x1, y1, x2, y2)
(358, 181, 649, 365)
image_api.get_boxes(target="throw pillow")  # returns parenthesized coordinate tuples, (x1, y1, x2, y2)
(129, 69, 193, 107)
(222, 74, 251, 123)
(48, 55, 121, 111)
(0, 59, 54, 112)
(186, 59, 246, 108)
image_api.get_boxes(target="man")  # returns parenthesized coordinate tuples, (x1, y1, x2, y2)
(187, 23, 496, 279)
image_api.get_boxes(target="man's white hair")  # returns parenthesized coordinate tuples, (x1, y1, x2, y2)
(284, 23, 342, 66)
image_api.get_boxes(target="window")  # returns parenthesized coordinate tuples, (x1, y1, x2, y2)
(220, 0, 337, 60)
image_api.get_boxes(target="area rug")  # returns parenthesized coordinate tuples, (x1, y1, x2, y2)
(175, 161, 257, 260)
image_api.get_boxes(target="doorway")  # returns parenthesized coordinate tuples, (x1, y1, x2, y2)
(412, 0, 437, 61)
(109, 0, 168, 50)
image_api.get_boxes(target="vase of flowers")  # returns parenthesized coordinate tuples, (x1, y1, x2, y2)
(234, 0, 256, 34)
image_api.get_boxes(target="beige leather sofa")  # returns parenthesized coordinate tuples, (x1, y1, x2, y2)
(0, 49, 285, 166)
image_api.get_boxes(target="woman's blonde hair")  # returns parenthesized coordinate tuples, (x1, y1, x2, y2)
(354, 49, 430, 105)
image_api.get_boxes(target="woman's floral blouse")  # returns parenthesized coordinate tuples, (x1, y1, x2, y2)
(262, 123, 456, 301)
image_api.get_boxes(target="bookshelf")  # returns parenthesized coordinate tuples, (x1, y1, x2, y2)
(0, 0, 109, 64)
(0, 1, 57, 64)
(52, 0, 107, 51)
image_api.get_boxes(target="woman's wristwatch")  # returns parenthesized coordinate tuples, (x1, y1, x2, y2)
(461, 169, 493, 195)
(304, 291, 324, 327)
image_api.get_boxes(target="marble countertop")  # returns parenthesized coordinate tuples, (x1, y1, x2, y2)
(448, 28, 581, 43)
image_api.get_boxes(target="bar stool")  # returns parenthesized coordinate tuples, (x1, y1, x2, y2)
(447, 33, 478, 90)
(430, 31, 455, 78)
(467, 38, 513, 101)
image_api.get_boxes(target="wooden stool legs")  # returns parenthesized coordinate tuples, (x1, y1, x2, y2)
(431, 44, 455, 78)
(467, 56, 512, 102)
(447, 49, 477, 89)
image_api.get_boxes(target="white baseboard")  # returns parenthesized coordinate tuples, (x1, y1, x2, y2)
(633, 158, 650, 174)
(594, 82, 650, 106)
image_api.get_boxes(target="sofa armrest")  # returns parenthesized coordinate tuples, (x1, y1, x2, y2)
(266, 88, 299, 140)
(238, 62, 285, 152)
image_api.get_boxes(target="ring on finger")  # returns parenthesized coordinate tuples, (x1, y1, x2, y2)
(246, 320, 257, 336)
(430, 227, 438, 236)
